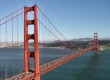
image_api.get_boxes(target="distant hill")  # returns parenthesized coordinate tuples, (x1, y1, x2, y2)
(99, 38, 110, 41)
(72, 38, 93, 42)
(72, 38, 110, 42)
(28, 37, 110, 49)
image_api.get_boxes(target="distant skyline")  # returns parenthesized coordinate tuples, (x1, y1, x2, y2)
(0, 0, 110, 39)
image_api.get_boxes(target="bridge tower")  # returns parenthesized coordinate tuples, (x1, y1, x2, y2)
(24, 5, 40, 80)
(94, 33, 99, 52)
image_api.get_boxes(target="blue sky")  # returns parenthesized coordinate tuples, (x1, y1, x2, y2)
(0, 0, 110, 39)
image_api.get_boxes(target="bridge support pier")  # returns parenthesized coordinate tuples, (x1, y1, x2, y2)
(24, 5, 40, 80)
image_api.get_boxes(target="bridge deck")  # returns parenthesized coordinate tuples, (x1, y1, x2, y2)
(7, 45, 97, 80)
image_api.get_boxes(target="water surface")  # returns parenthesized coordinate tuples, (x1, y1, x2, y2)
(0, 48, 110, 80)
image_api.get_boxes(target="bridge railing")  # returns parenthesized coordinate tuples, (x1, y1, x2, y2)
(0, 7, 24, 79)
(0, 5, 77, 79)
(0, 4, 99, 79)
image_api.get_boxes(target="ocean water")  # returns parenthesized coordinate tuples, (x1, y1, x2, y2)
(41, 49, 110, 80)
(0, 48, 110, 80)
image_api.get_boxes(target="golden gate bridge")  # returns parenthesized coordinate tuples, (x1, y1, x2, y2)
(0, 4, 99, 80)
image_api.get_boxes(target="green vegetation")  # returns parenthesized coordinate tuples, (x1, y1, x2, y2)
(35, 39, 110, 49)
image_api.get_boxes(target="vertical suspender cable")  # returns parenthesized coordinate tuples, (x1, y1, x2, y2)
(12, 18, 13, 47)
(0, 20, 1, 47)
(0, 19, 2, 79)
(21, 10, 23, 43)
(17, 16, 19, 46)
(4, 18, 7, 78)
(12, 18, 14, 76)
(5, 17, 7, 47)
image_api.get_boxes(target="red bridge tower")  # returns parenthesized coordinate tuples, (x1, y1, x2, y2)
(94, 33, 99, 52)
(24, 5, 40, 80)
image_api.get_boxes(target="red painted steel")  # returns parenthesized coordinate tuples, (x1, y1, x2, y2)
(94, 33, 99, 52)
(40, 46, 98, 75)
(6, 5, 99, 80)
(24, 5, 40, 80)
(7, 45, 98, 80)
(24, 5, 28, 72)
(34, 4, 40, 80)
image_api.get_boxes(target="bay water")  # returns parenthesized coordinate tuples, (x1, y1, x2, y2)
(0, 48, 110, 80)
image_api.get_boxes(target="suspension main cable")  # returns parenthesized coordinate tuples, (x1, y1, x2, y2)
(38, 7, 77, 49)
(0, 5, 36, 27)
(0, 7, 23, 21)
(30, 11, 76, 49)
(38, 19, 74, 49)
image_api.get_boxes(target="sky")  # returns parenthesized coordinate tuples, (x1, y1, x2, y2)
(0, 0, 110, 39)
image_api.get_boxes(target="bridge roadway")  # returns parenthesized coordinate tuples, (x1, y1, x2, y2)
(7, 45, 98, 80)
